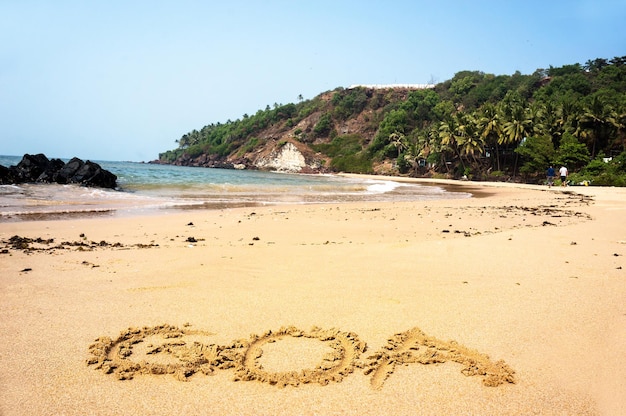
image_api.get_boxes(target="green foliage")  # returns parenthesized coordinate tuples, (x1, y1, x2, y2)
(582, 153, 609, 176)
(515, 136, 555, 175)
(311, 134, 364, 158)
(611, 152, 626, 174)
(241, 137, 260, 154)
(330, 153, 373, 173)
(186, 143, 207, 158)
(313, 113, 334, 137)
(573, 151, 626, 186)
(332, 88, 369, 120)
(159, 148, 183, 163)
(397, 152, 412, 174)
(311, 134, 372, 173)
(449, 73, 477, 96)
(369, 109, 409, 155)
(554, 133, 591, 170)
(400, 89, 441, 123)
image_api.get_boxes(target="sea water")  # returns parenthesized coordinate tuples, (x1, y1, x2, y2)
(0, 155, 470, 221)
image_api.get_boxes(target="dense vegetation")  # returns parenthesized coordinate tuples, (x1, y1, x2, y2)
(160, 56, 626, 185)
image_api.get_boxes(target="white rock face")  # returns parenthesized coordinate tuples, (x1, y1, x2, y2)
(255, 142, 306, 172)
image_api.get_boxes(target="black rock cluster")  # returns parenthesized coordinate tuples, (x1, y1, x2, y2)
(0, 153, 117, 189)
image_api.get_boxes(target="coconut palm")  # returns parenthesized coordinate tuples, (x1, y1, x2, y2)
(501, 100, 536, 176)
(478, 103, 503, 170)
(580, 96, 619, 157)
(438, 116, 464, 170)
(389, 131, 408, 155)
(502, 104, 532, 146)
(455, 112, 485, 163)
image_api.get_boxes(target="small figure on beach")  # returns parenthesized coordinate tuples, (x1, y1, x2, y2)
(559, 165, 568, 186)
(547, 166, 555, 187)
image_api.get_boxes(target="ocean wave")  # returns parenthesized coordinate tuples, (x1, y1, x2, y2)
(364, 180, 401, 194)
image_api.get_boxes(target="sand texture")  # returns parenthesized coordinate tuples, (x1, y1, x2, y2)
(1, 180, 625, 415)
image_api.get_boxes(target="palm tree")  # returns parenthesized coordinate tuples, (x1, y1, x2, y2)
(580, 96, 619, 157)
(438, 116, 464, 171)
(555, 99, 581, 140)
(526, 102, 546, 136)
(478, 103, 503, 170)
(455, 112, 484, 163)
(501, 101, 535, 176)
(502, 104, 532, 145)
(389, 131, 408, 155)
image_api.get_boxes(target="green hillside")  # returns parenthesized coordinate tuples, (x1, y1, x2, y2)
(159, 56, 626, 186)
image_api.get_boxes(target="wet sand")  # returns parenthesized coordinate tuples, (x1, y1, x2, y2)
(1, 180, 625, 415)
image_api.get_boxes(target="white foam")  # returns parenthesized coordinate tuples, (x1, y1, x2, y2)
(365, 180, 401, 194)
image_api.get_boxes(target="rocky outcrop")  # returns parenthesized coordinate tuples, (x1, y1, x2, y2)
(0, 154, 118, 189)
(254, 142, 306, 172)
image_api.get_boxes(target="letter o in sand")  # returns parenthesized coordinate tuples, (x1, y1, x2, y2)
(232, 326, 366, 387)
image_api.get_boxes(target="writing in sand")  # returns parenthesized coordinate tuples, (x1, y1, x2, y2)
(87, 324, 516, 389)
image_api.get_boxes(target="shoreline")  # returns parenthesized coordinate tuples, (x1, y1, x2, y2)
(1, 174, 478, 223)
(1, 181, 625, 415)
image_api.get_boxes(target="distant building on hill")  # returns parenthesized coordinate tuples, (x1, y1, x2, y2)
(347, 84, 435, 90)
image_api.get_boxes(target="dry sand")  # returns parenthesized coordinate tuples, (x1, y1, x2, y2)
(1, 179, 625, 415)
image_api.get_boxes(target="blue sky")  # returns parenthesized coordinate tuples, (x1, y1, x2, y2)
(1, 0, 625, 162)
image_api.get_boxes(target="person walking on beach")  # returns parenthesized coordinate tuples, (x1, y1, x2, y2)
(547, 166, 555, 187)
(559, 165, 568, 186)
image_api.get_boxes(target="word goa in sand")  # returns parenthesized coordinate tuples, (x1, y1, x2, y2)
(87, 324, 516, 389)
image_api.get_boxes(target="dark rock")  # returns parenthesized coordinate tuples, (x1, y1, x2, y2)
(15, 153, 51, 182)
(54, 158, 117, 188)
(54, 157, 84, 184)
(36, 158, 65, 182)
(0, 154, 117, 188)
(0, 164, 13, 184)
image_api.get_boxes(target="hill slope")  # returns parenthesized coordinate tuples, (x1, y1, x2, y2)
(157, 56, 626, 184)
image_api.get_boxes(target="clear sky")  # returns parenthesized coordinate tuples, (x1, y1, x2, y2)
(1, 0, 625, 162)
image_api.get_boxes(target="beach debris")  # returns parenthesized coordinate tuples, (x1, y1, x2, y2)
(0, 235, 157, 253)
(20, 267, 32, 272)
(186, 237, 197, 243)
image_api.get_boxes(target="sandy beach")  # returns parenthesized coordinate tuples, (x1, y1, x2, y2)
(1, 179, 625, 415)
